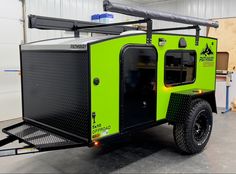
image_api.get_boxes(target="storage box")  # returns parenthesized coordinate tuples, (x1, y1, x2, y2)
(99, 13, 114, 23)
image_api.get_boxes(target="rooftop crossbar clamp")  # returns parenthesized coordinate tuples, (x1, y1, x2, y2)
(103, 0, 219, 28)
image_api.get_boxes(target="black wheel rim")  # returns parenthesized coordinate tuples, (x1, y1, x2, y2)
(193, 110, 209, 142)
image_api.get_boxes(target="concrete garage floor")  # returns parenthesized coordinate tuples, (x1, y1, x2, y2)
(0, 110, 235, 173)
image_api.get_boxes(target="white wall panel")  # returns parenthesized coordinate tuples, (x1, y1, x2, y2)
(0, 45, 21, 69)
(0, 0, 23, 121)
(0, 73, 21, 121)
(0, 0, 22, 19)
(0, 19, 23, 45)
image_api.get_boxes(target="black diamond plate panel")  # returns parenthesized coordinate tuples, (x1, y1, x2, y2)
(21, 51, 90, 140)
(166, 93, 192, 123)
(166, 89, 216, 123)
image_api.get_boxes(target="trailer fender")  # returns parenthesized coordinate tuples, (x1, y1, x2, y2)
(166, 89, 217, 124)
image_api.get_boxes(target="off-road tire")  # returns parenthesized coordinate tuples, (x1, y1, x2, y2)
(173, 99, 213, 154)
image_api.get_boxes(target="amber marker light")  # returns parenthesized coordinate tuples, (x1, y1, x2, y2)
(193, 89, 203, 94)
(94, 141, 100, 147)
(163, 86, 171, 92)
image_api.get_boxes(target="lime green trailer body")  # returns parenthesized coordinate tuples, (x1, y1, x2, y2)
(89, 33, 217, 141)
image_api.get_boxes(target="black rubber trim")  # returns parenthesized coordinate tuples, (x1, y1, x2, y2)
(87, 45, 92, 143)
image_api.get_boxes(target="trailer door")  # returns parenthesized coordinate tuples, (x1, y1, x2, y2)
(120, 45, 157, 132)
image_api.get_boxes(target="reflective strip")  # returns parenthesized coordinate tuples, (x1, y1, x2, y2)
(0, 149, 16, 157)
(17, 148, 39, 154)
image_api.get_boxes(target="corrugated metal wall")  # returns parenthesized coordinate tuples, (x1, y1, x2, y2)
(25, 0, 139, 42)
(144, 0, 236, 35)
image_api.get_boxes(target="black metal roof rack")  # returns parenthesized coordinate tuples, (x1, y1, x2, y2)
(28, 14, 139, 37)
(103, 0, 218, 45)
(28, 0, 218, 46)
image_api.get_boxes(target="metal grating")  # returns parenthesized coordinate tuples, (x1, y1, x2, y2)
(21, 51, 90, 140)
(3, 123, 82, 150)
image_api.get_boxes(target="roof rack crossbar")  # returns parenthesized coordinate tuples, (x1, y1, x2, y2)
(103, 0, 219, 28)
(75, 19, 148, 30)
(28, 15, 138, 37)
(152, 25, 199, 32)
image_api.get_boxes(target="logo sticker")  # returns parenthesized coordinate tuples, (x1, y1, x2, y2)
(199, 44, 214, 67)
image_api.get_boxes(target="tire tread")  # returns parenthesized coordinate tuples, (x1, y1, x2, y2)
(173, 99, 212, 154)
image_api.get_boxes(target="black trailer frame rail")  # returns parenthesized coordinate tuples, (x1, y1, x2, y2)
(0, 122, 87, 157)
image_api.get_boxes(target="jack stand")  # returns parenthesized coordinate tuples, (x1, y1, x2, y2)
(222, 72, 232, 114)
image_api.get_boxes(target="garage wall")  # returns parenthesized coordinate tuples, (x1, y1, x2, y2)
(0, 0, 23, 121)
(25, 0, 140, 42)
(144, 0, 236, 35)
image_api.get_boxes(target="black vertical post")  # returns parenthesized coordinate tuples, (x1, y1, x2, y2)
(146, 19, 153, 44)
(74, 30, 80, 37)
(73, 22, 80, 37)
(195, 25, 200, 46)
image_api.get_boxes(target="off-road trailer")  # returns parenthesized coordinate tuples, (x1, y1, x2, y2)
(0, 0, 218, 157)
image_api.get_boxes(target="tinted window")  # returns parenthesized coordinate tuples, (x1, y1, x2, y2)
(165, 51, 196, 86)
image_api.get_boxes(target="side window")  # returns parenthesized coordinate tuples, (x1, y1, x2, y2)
(165, 51, 196, 86)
